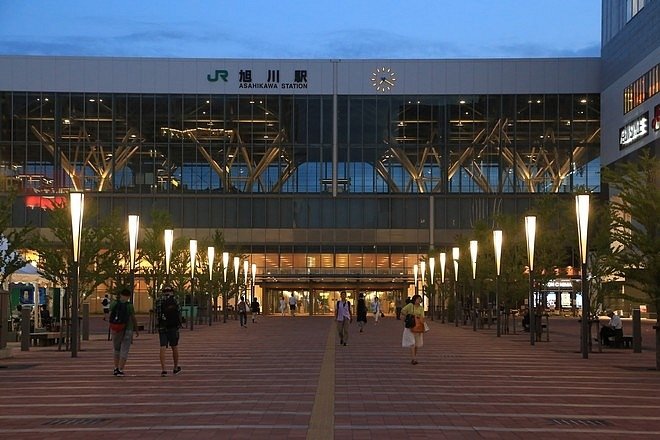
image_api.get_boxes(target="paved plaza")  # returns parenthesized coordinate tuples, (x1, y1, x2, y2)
(1, 315, 659, 439)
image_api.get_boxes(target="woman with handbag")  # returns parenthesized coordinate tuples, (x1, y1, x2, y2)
(400, 294, 425, 365)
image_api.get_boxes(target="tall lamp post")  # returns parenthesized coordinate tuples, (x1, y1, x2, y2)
(439, 252, 446, 324)
(69, 191, 84, 358)
(452, 247, 459, 327)
(251, 263, 257, 301)
(127, 215, 140, 294)
(493, 230, 503, 337)
(234, 256, 240, 310)
(207, 246, 215, 326)
(429, 257, 435, 321)
(189, 239, 197, 331)
(576, 194, 590, 359)
(164, 229, 173, 283)
(243, 259, 249, 302)
(420, 260, 426, 314)
(470, 240, 478, 332)
(222, 251, 229, 323)
(525, 216, 536, 346)
(413, 263, 419, 298)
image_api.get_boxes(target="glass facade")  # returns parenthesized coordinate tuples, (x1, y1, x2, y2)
(1, 92, 600, 197)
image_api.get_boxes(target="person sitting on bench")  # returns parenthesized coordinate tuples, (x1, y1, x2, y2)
(600, 310, 623, 347)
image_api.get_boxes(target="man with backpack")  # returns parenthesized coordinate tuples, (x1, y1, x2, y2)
(109, 289, 139, 377)
(156, 286, 182, 376)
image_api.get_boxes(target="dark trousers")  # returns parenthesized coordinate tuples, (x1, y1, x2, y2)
(239, 312, 247, 326)
(395, 307, 402, 320)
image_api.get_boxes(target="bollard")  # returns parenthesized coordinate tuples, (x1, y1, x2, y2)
(632, 308, 642, 353)
(21, 307, 31, 351)
(82, 303, 89, 341)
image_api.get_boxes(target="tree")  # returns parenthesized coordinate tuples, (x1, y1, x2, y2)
(36, 201, 121, 303)
(0, 191, 34, 288)
(602, 150, 660, 369)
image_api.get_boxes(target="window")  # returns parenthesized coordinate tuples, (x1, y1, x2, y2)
(624, 63, 660, 113)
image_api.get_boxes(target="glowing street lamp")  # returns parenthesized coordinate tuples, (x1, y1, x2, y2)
(421, 260, 426, 312)
(576, 194, 590, 359)
(470, 240, 478, 332)
(413, 263, 419, 297)
(439, 253, 446, 323)
(189, 239, 197, 331)
(429, 257, 435, 321)
(222, 251, 229, 283)
(207, 246, 215, 327)
(525, 216, 536, 346)
(251, 263, 257, 301)
(493, 230, 503, 337)
(452, 247, 459, 327)
(233, 256, 240, 284)
(164, 229, 174, 279)
(128, 215, 140, 292)
(69, 191, 84, 358)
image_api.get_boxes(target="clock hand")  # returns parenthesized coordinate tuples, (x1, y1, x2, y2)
(384, 79, 394, 86)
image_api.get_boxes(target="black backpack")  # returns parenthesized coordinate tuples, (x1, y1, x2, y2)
(109, 301, 129, 332)
(160, 295, 180, 328)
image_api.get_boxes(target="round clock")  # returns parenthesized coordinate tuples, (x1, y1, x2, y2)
(371, 67, 396, 92)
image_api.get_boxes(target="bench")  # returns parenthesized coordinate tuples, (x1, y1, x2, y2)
(30, 332, 61, 346)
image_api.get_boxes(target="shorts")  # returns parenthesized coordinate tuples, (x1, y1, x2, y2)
(159, 327, 180, 348)
(289, 304, 296, 311)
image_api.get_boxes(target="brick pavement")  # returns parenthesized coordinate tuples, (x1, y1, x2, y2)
(0, 315, 659, 439)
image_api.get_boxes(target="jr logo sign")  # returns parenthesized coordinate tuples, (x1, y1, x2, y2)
(207, 70, 228, 82)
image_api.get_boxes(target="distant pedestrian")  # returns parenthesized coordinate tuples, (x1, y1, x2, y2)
(102, 294, 110, 320)
(371, 296, 382, 324)
(156, 286, 182, 377)
(289, 294, 297, 317)
(279, 296, 287, 316)
(395, 298, 403, 320)
(356, 292, 367, 332)
(109, 289, 139, 376)
(336, 291, 352, 346)
(251, 297, 260, 323)
(237, 296, 248, 327)
(401, 294, 425, 365)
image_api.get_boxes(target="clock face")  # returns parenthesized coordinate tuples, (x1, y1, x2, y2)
(371, 67, 396, 92)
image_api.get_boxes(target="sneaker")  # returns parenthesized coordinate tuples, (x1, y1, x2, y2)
(339, 339, 344, 345)
(113, 368, 120, 376)
(342, 342, 347, 346)
(115, 369, 125, 377)
(173, 366, 182, 375)
(161, 371, 167, 377)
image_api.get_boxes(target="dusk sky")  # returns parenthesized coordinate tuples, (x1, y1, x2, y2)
(0, 0, 602, 59)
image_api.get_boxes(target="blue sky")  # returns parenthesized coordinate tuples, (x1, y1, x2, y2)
(0, 0, 602, 59)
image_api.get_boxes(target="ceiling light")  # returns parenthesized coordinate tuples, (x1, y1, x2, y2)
(459, 100, 465, 104)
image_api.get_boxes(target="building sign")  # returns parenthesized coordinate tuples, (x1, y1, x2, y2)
(206, 68, 309, 89)
(654, 104, 660, 131)
(619, 112, 649, 149)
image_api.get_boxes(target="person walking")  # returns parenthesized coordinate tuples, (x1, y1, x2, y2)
(395, 298, 403, 320)
(336, 291, 352, 346)
(372, 296, 382, 324)
(356, 292, 368, 332)
(237, 296, 248, 327)
(279, 296, 287, 316)
(109, 289, 139, 376)
(288, 293, 297, 317)
(250, 296, 260, 323)
(102, 294, 110, 321)
(156, 286, 182, 377)
(400, 294, 425, 365)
